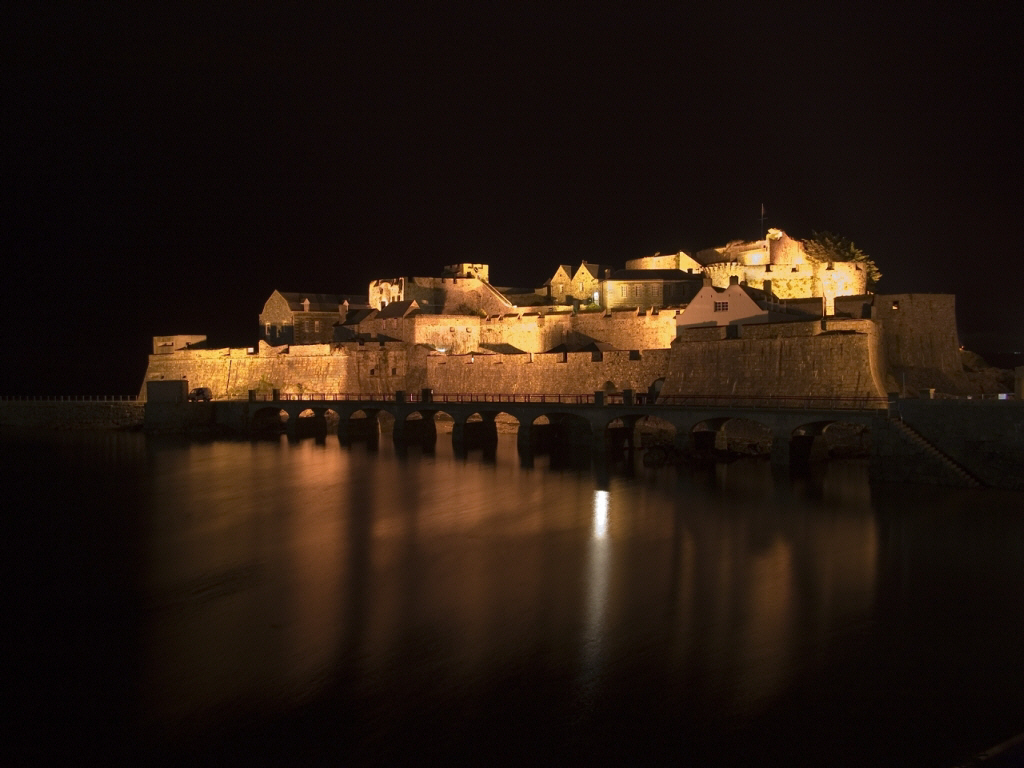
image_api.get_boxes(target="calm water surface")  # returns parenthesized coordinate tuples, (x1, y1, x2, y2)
(4, 430, 1023, 766)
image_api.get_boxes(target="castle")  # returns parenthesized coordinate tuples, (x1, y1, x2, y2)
(142, 230, 993, 403)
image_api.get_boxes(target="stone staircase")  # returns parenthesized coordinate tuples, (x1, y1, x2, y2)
(888, 417, 984, 488)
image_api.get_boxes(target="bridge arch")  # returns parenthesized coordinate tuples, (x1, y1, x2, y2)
(689, 416, 773, 455)
(251, 406, 289, 435)
(788, 419, 872, 462)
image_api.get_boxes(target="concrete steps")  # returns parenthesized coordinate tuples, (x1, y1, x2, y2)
(888, 417, 984, 488)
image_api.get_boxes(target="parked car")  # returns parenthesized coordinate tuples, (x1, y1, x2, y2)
(188, 387, 213, 402)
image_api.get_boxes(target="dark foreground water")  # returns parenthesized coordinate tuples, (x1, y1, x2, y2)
(3, 429, 1023, 767)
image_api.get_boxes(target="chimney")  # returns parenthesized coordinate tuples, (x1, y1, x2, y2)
(729, 275, 739, 286)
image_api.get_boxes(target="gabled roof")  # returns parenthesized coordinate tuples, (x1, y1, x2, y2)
(574, 262, 612, 280)
(276, 292, 345, 313)
(544, 265, 574, 285)
(340, 308, 377, 326)
(376, 299, 421, 319)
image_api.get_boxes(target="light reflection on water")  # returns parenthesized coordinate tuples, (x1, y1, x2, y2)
(141, 436, 879, 730)
(4, 430, 1024, 766)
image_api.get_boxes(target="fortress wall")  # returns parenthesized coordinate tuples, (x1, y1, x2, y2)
(813, 262, 869, 298)
(873, 294, 968, 393)
(738, 321, 822, 339)
(139, 345, 354, 399)
(571, 311, 679, 349)
(662, 331, 887, 399)
(874, 294, 961, 371)
(426, 349, 674, 397)
(414, 316, 481, 354)
(138, 343, 429, 400)
(480, 313, 570, 352)
(625, 255, 678, 270)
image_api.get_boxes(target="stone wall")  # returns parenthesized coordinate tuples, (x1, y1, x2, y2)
(138, 342, 429, 400)
(426, 349, 673, 397)
(873, 293, 968, 394)
(139, 317, 896, 405)
(873, 399, 1024, 489)
(0, 400, 144, 430)
(663, 322, 888, 400)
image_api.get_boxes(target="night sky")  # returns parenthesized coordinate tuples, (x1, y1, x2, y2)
(4, 3, 1021, 395)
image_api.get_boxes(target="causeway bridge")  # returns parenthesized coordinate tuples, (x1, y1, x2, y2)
(204, 390, 892, 466)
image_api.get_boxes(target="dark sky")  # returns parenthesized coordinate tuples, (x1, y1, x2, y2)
(3, 3, 1022, 395)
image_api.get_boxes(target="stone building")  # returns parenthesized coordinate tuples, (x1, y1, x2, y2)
(694, 228, 868, 303)
(369, 274, 513, 316)
(259, 291, 349, 346)
(543, 261, 614, 305)
(601, 269, 705, 310)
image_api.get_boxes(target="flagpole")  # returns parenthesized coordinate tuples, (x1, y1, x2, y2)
(760, 203, 766, 239)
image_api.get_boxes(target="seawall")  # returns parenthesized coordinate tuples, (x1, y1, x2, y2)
(873, 399, 1024, 490)
(0, 400, 144, 430)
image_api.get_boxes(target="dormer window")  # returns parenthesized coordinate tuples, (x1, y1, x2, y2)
(301, 298, 310, 312)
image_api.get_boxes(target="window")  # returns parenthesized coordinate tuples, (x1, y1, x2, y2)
(265, 323, 270, 336)
(391, 367, 397, 375)
(891, 300, 900, 310)
(633, 285, 641, 297)
(369, 368, 376, 376)
(620, 285, 627, 298)
(314, 320, 321, 332)
(714, 301, 729, 312)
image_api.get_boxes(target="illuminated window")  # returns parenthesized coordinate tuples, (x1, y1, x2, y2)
(633, 285, 641, 297)
(714, 301, 729, 312)
(891, 300, 900, 310)
(620, 286, 627, 297)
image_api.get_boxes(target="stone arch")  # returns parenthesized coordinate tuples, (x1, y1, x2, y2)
(791, 419, 872, 461)
(634, 413, 677, 448)
(251, 406, 288, 435)
(342, 408, 386, 445)
(691, 416, 772, 455)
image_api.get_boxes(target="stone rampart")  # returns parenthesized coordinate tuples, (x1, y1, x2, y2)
(138, 342, 429, 400)
(139, 319, 889, 403)
(873, 293, 969, 394)
(663, 327, 888, 400)
(426, 349, 673, 396)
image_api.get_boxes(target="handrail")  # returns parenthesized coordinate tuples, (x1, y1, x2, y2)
(242, 392, 890, 410)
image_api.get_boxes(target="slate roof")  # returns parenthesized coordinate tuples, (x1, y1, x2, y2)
(478, 343, 528, 355)
(609, 269, 704, 281)
(278, 292, 346, 313)
(376, 300, 420, 319)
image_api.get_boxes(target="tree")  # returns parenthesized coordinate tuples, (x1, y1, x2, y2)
(802, 231, 882, 289)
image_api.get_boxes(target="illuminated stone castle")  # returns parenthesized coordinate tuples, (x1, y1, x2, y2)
(144, 229, 1002, 403)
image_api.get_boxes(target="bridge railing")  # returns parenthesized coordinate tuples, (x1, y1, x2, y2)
(416, 393, 596, 405)
(655, 394, 889, 410)
(244, 392, 889, 410)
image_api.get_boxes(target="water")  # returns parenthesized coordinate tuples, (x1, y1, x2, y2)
(3, 430, 1023, 767)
